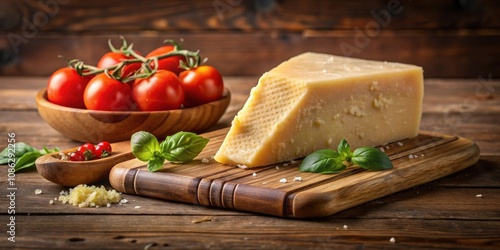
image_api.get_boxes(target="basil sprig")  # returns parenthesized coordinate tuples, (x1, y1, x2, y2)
(299, 139, 392, 174)
(131, 131, 209, 172)
(0, 142, 59, 172)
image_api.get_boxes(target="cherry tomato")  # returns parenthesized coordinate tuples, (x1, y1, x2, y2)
(81, 143, 96, 153)
(69, 151, 85, 161)
(76, 143, 96, 160)
(179, 66, 224, 108)
(95, 141, 112, 158)
(97, 51, 141, 78)
(47, 67, 94, 109)
(97, 141, 111, 152)
(84, 74, 133, 111)
(146, 46, 186, 75)
(132, 70, 185, 111)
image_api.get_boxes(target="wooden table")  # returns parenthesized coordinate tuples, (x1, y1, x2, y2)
(0, 76, 499, 249)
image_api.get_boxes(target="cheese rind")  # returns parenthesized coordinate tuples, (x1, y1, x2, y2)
(214, 52, 424, 167)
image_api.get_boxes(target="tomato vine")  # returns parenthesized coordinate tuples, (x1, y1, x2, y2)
(66, 36, 202, 83)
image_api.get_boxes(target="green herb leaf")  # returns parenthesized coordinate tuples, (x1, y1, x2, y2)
(147, 154, 166, 172)
(160, 132, 209, 163)
(337, 138, 352, 160)
(39, 146, 59, 155)
(131, 131, 210, 172)
(299, 149, 346, 174)
(131, 131, 161, 162)
(352, 147, 393, 170)
(0, 142, 37, 165)
(1, 143, 58, 172)
(299, 138, 393, 174)
(15, 151, 42, 172)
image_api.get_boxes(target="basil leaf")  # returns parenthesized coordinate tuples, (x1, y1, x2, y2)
(0, 143, 57, 172)
(160, 132, 209, 163)
(131, 131, 210, 172)
(351, 147, 393, 170)
(131, 131, 161, 162)
(15, 151, 42, 172)
(39, 146, 59, 155)
(337, 138, 352, 160)
(0, 142, 37, 165)
(299, 149, 346, 174)
(147, 154, 166, 172)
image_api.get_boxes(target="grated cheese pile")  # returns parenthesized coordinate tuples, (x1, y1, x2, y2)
(58, 184, 121, 208)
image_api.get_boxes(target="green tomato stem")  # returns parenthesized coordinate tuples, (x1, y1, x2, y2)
(68, 37, 201, 81)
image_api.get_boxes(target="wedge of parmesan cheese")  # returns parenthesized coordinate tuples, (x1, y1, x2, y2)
(214, 52, 424, 167)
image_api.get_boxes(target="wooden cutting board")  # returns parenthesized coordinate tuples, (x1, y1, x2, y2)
(109, 128, 480, 218)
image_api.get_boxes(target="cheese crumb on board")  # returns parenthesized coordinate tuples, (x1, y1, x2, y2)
(35, 189, 42, 195)
(58, 184, 121, 208)
(279, 178, 287, 183)
(214, 52, 424, 167)
(390, 237, 396, 243)
(237, 164, 248, 169)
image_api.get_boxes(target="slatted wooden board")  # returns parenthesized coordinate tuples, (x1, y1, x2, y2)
(109, 128, 480, 218)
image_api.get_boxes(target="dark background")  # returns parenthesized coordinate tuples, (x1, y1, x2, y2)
(0, 0, 498, 78)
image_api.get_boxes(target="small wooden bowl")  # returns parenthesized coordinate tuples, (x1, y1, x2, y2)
(35, 88, 231, 143)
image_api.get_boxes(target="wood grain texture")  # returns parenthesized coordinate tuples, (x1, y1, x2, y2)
(2, 214, 498, 249)
(109, 128, 480, 218)
(1, 31, 499, 77)
(35, 88, 231, 143)
(2, 0, 499, 32)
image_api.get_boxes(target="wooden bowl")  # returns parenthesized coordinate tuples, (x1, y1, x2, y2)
(35, 88, 231, 143)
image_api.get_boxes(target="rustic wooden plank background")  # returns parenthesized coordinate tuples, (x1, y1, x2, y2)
(0, 0, 499, 77)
